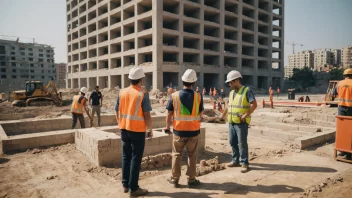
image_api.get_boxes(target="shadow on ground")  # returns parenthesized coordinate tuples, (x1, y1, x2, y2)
(147, 182, 304, 197)
(250, 163, 337, 172)
(0, 157, 10, 164)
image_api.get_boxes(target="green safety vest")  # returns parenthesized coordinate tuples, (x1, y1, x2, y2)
(228, 86, 251, 124)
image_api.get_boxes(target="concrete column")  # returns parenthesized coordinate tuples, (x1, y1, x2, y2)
(280, 0, 285, 89)
(237, 3, 243, 72)
(107, 75, 111, 89)
(219, 0, 225, 85)
(152, 0, 163, 90)
(121, 74, 125, 88)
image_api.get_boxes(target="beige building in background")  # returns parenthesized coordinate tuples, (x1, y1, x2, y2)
(313, 48, 341, 71)
(0, 39, 55, 94)
(285, 50, 313, 78)
(55, 63, 67, 88)
(66, 0, 285, 91)
(342, 45, 352, 68)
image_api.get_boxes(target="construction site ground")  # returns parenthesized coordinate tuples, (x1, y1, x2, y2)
(0, 91, 351, 198)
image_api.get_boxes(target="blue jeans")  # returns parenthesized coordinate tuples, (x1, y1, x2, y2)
(121, 130, 145, 192)
(229, 123, 249, 165)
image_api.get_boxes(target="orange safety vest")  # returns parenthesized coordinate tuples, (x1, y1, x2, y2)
(172, 91, 201, 131)
(71, 95, 86, 114)
(213, 89, 217, 96)
(337, 79, 352, 107)
(118, 86, 147, 132)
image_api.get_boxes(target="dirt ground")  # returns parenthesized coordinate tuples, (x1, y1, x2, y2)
(1, 93, 351, 198)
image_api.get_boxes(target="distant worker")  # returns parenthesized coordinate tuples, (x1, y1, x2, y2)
(196, 86, 199, 92)
(333, 68, 352, 160)
(209, 87, 212, 97)
(168, 87, 173, 95)
(219, 70, 257, 173)
(115, 66, 153, 197)
(89, 85, 103, 127)
(71, 87, 91, 129)
(166, 69, 204, 188)
(277, 87, 280, 99)
(269, 87, 273, 100)
(202, 88, 206, 96)
(221, 87, 225, 98)
(213, 87, 217, 98)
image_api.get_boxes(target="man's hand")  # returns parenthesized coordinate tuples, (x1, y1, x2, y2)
(240, 113, 249, 122)
(147, 129, 153, 139)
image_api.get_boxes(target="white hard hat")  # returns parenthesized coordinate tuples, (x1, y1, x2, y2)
(225, 70, 242, 83)
(181, 69, 197, 83)
(128, 66, 145, 80)
(80, 87, 88, 94)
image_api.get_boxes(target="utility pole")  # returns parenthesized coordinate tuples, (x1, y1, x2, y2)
(286, 41, 304, 54)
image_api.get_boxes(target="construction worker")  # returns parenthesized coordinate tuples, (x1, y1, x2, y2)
(219, 70, 257, 173)
(89, 85, 103, 127)
(209, 87, 212, 97)
(213, 87, 217, 98)
(269, 87, 273, 100)
(115, 67, 153, 197)
(71, 87, 91, 129)
(165, 69, 203, 188)
(202, 87, 206, 96)
(333, 68, 352, 160)
(196, 86, 199, 92)
(277, 87, 280, 99)
(221, 87, 225, 98)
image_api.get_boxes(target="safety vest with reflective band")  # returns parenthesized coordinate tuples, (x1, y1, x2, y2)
(228, 86, 251, 124)
(172, 91, 201, 131)
(71, 95, 86, 114)
(337, 79, 352, 107)
(118, 86, 147, 132)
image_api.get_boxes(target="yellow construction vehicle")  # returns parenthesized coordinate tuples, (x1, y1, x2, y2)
(325, 80, 339, 106)
(12, 80, 62, 107)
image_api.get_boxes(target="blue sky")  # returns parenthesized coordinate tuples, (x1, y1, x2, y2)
(0, 0, 351, 65)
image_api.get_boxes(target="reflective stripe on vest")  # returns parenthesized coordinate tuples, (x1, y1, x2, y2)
(118, 86, 146, 132)
(228, 86, 251, 124)
(337, 79, 352, 107)
(172, 91, 201, 131)
(71, 95, 85, 114)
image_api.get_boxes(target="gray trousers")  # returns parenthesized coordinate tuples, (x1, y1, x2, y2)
(91, 105, 101, 126)
(71, 113, 85, 129)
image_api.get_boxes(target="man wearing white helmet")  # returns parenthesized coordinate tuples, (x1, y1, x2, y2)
(219, 70, 257, 173)
(114, 66, 152, 197)
(70, 87, 91, 129)
(165, 69, 204, 188)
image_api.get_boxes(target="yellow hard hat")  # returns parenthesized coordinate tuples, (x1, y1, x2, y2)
(343, 68, 352, 75)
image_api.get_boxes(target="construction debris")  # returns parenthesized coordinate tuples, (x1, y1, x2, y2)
(196, 156, 226, 176)
(141, 153, 172, 170)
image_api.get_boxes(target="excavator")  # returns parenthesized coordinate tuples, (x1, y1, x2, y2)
(324, 80, 340, 106)
(12, 80, 62, 107)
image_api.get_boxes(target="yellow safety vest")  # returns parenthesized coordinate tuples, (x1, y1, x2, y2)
(228, 86, 251, 124)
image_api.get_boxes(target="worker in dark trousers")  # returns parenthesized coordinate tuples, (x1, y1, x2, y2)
(89, 85, 103, 127)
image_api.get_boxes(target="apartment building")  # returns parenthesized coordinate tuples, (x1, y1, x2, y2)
(66, 0, 285, 91)
(0, 39, 55, 94)
(313, 48, 341, 71)
(342, 45, 352, 68)
(55, 63, 67, 88)
(285, 50, 313, 78)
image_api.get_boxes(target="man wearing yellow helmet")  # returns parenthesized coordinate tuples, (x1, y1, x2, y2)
(333, 68, 352, 160)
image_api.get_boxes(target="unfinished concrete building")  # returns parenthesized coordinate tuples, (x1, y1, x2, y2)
(55, 63, 67, 88)
(66, 0, 284, 91)
(0, 39, 55, 94)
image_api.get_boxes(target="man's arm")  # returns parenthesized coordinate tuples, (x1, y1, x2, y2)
(166, 111, 173, 130)
(100, 93, 103, 107)
(142, 93, 153, 138)
(114, 95, 119, 125)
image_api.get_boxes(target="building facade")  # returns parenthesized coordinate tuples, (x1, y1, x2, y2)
(313, 48, 341, 71)
(342, 45, 352, 68)
(66, 0, 285, 91)
(55, 63, 67, 88)
(0, 39, 55, 94)
(285, 50, 313, 78)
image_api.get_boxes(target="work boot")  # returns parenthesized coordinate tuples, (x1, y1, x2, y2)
(227, 162, 241, 168)
(167, 177, 179, 188)
(123, 186, 129, 193)
(241, 164, 249, 173)
(188, 179, 201, 188)
(130, 188, 148, 197)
